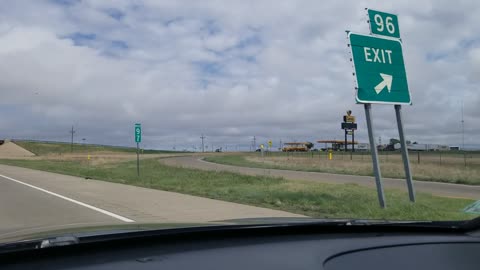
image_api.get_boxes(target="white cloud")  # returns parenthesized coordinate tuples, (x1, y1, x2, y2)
(0, 0, 478, 149)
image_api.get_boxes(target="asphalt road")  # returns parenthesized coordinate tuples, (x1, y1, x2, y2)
(161, 156, 480, 200)
(0, 164, 302, 239)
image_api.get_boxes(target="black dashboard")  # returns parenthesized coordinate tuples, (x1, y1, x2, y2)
(1, 224, 479, 269)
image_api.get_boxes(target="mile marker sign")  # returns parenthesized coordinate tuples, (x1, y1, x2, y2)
(135, 123, 142, 143)
(349, 33, 411, 105)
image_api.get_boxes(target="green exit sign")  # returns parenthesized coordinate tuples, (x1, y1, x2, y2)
(135, 123, 141, 143)
(349, 33, 411, 105)
(368, 9, 400, 39)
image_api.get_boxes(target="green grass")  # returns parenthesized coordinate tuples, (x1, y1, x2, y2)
(0, 158, 476, 221)
(13, 140, 184, 155)
(204, 154, 480, 185)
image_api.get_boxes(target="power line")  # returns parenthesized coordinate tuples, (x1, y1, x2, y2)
(461, 101, 465, 150)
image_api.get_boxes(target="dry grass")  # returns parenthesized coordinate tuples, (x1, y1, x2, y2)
(0, 158, 474, 220)
(224, 152, 480, 185)
(10, 152, 182, 166)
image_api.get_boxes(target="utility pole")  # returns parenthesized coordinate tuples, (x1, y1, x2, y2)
(69, 126, 75, 152)
(461, 101, 465, 150)
(253, 136, 256, 150)
(200, 134, 205, 153)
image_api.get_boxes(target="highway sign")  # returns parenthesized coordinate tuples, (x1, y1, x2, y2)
(341, 123, 357, 130)
(368, 9, 400, 38)
(135, 123, 142, 143)
(349, 32, 411, 105)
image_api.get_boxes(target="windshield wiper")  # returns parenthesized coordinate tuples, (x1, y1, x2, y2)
(0, 235, 80, 254)
(39, 236, 79, 248)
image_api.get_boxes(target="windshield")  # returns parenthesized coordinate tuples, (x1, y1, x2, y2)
(0, 1, 478, 244)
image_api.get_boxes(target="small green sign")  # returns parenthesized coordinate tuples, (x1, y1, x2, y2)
(135, 123, 141, 143)
(368, 9, 400, 39)
(349, 33, 411, 105)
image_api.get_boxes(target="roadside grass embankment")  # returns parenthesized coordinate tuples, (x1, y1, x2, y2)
(204, 153, 480, 185)
(0, 158, 475, 221)
(14, 140, 182, 155)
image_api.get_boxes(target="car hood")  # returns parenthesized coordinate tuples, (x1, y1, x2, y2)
(0, 216, 474, 246)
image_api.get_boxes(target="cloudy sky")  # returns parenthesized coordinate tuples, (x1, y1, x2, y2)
(0, 0, 478, 150)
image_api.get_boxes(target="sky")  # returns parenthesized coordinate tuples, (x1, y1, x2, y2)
(0, 0, 479, 151)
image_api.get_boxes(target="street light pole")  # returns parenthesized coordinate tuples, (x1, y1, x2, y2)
(69, 126, 75, 153)
(200, 134, 205, 153)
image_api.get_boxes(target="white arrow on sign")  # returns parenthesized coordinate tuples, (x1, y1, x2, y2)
(374, 73, 392, 94)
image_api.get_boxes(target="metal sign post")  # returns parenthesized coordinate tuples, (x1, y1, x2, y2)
(352, 130, 355, 152)
(364, 104, 386, 208)
(136, 142, 140, 177)
(395, 105, 415, 202)
(342, 111, 357, 154)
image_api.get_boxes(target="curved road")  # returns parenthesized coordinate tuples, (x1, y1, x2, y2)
(161, 156, 480, 200)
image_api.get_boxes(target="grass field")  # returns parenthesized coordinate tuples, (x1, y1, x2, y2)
(0, 158, 476, 221)
(14, 140, 182, 155)
(204, 153, 480, 185)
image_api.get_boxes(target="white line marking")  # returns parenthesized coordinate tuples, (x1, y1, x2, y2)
(0, 174, 135, 223)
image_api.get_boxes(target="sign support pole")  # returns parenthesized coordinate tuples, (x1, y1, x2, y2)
(344, 130, 348, 152)
(136, 142, 140, 177)
(364, 103, 386, 208)
(394, 105, 415, 202)
(352, 130, 355, 152)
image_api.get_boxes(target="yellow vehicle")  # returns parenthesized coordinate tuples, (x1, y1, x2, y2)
(282, 142, 311, 152)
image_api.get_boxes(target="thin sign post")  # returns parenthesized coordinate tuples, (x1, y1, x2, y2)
(352, 129, 355, 152)
(135, 123, 141, 176)
(364, 104, 386, 208)
(395, 105, 415, 202)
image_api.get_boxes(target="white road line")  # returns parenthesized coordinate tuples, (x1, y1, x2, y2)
(0, 174, 135, 223)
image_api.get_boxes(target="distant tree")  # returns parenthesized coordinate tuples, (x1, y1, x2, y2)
(412, 141, 418, 144)
(389, 138, 400, 145)
(305, 142, 314, 149)
(406, 140, 412, 145)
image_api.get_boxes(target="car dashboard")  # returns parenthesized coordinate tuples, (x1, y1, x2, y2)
(1, 224, 479, 269)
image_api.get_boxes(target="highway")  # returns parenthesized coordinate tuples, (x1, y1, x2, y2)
(161, 156, 480, 200)
(0, 164, 302, 239)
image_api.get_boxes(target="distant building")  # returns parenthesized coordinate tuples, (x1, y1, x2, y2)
(394, 143, 450, 151)
(316, 140, 370, 151)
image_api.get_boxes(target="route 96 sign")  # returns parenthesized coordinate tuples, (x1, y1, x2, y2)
(368, 9, 400, 38)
